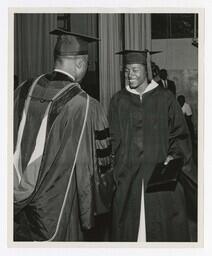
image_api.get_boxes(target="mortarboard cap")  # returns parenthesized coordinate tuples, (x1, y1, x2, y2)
(116, 49, 162, 81)
(116, 50, 161, 65)
(50, 28, 99, 57)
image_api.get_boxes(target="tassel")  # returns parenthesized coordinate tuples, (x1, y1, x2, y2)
(145, 49, 152, 82)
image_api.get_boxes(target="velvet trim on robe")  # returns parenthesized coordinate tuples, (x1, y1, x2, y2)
(14, 72, 114, 241)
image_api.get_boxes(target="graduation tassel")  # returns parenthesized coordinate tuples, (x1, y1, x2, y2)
(145, 49, 153, 83)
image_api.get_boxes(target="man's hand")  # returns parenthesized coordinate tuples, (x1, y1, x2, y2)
(164, 155, 174, 165)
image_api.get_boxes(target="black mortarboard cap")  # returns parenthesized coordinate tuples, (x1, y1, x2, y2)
(50, 28, 99, 56)
(116, 50, 161, 65)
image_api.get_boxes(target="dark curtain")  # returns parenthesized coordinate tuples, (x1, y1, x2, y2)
(14, 13, 57, 86)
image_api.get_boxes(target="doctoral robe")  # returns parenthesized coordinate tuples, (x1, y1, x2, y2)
(14, 71, 113, 241)
(109, 85, 196, 242)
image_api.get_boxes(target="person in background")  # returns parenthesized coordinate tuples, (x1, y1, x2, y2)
(159, 68, 176, 95)
(177, 95, 196, 161)
(109, 50, 196, 242)
(151, 62, 160, 83)
(13, 28, 114, 241)
(177, 95, 193, 128)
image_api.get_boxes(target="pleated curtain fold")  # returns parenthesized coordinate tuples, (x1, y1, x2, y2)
(98, 13, 152, 112)
(14, 14, 57, 84)
(99, 14, 123, 112)
(124, 13, 152, 50)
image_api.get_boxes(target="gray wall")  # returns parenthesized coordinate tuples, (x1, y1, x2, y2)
(152, 38, 198, 134)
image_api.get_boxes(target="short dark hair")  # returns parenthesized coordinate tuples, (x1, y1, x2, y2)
(177, 95, 185, 101)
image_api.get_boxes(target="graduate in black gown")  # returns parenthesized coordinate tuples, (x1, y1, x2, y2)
(109, 50, 197, 242)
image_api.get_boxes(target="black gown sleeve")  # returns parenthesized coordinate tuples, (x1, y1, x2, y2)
(167, 94, 196, 181)
(108, 95, 122, 167)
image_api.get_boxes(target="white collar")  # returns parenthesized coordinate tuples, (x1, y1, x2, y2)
(54, 69, 75, 81)
(126, 79, 159, 96)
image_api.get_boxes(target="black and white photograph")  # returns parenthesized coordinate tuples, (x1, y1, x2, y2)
(9, 9, 202, 246)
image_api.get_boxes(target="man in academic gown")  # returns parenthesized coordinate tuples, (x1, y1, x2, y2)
(13, 29, 114, 241)
(109, 50, 196, 242)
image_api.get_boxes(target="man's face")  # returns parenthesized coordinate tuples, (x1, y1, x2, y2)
(124, 63, 147, 89)
(177, 97, 185, 107)
(160, 70, 167, 80)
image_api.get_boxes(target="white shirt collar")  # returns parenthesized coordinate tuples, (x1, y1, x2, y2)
(126, 79, 159, 96)
(54, 68, 75, 81)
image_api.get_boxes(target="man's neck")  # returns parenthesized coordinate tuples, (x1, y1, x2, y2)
(54, 68, 75, 81)
(135, 80, 148, 95)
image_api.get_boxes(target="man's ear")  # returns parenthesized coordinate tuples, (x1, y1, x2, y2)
(76, 58, 83, 69)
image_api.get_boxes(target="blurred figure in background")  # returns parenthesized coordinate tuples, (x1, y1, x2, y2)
(159, 68, 176, 96)
(177, 95, 196, 164)
(151, 62, 160, 83)
(177, 95, 194, 138)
